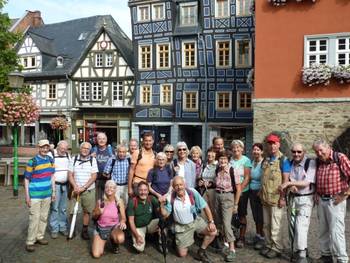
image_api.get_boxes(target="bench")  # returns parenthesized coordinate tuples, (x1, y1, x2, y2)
(0, 162, 8, 186)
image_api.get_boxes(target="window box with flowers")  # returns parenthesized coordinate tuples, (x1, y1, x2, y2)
(302, 63, 332, 86)
(268, 0, 316, 6)
(332, 65, 350, 84)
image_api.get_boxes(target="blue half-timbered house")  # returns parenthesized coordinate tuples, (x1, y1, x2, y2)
(129, 0, 254, 151)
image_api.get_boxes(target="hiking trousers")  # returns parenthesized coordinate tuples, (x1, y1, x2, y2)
(263, 204, 284, 253)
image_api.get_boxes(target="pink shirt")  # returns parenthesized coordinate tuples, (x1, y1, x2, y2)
(97, 201, 119, 227)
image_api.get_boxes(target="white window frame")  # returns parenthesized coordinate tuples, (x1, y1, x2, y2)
(112, 81, 123, 107)
(22, 56, 36, 69)
(182, 41, 197, 68)
(137, 5, 150, 22)
(160, 84, 173, 105)
(183, 91, 198, 111)
(152, 3, 165, 21)
(304, 33, 350, 67)
(95, 53, 103, 67)
(91, 82, 103, 101)
(216, 40, 232, 68)
(105, 52, 113, 67)
(236, 0, 252, 17)
(235, 39, 252, 68)
(237, 91, 252, 110)
(216, 91, 232, 111)
(215, 0, 230, 18)
(80, 82, 90, 101)
(138, 44, 152, 70)
(47, 83, 57, 100)
(180, 2, 198, 27)
(157, 43, 171, 69)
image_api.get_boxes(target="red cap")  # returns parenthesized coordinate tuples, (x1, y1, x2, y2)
(266, 134, 280, 143)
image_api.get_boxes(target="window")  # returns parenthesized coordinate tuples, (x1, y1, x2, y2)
(138, 5, 150, 22)
(139, 45, 152, 70)
(47, 84, 57, 100)
(80, 82, 90, 101)
(92, 82, 102, 101)
(157, 43, 170, 69)
(238, 92, 252, 110)
(216, 0, 229, 18)
(22, 56, 36, 69)
(304, 34, 350, 67)
(56, 56, 63, 67)
(183, 91, 198, 111)
(216, 92, 232, 111)
(236, 0, 253, 17)
(216, 41, 231, 67)
(105, 53, 113, 67)
(140, 85, 152, 105)
(235, 39, 251, 67)
(180, 2, 198, 26)
(95, 53, 103, 67)
(153, 3, 165, 20)
(112, 81, 123, 106)
(182, 42, 197, 68)
(160, 84, 172, 105)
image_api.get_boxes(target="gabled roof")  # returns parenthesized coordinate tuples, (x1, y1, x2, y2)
(21, 15, 133, 78)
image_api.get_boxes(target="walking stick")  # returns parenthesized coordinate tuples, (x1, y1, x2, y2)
(67, 194, 80, 240)
(287, 193, 296, 261)
(158, 216, 168, 263)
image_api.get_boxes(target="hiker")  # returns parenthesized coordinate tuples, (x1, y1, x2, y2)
(103, 144, 130, 205)
(68, 142, 98, 240)
(147, 152, 173, 203)
(190, 146, 203, 178)
(313, 139, 350, 263)
(92, 180, 126, 258)
(127, 181, 160, 252)
(215, 150, 242, 262)
(248, 143, 265, 250)
(172, 141, 196, 188)
(128, 132, 156, 197)
(230, 139, 252, 248)
(279, 143, 316, 263)
(160, 176, 217, 263)
(163, 144, 175, 164)
(128, 138, 139, 157)
(24, 139, 55, 252)
(90, 132, 114, 200)
(212, 136, 225, 160)
(259, 133, 291, 259)
(48, 140, 71, 239)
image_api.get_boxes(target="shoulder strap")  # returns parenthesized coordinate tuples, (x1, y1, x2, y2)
(304, 158, 311, 173)
(107, 144, 113, 155)
(31, 157, 37, 171)
(133, 197, 138, 210)
(127, 157, 131, 165)
(229, 167, 236, 193)
(151, 169, 157, 182)
(110, 158, 116, 172)
(135, 149, 143, 166)
(186, 188, 195, 206)
(279, 156, 286, 172)
(73, 155, 78, 166)
(333, 151, 346, 181)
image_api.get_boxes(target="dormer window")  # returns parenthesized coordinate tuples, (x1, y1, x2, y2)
(180, 2, 198, 27)
(57, 56, 63, 67)
(78, 32, 88, 41)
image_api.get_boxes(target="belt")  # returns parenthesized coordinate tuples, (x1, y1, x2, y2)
(117, 182, 127, 186)
(216, 190, 233, 194)
(291, 192, 314, 197)
(319, 193, 339, 200)
(55, 181, 68, 185)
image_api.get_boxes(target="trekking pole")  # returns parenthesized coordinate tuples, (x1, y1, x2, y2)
(67, 194, 80, 240)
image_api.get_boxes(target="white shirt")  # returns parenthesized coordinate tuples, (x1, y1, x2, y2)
(171, 192, 194, 225)
(69, 155, 98, 190)
(52, 149, 71, 183)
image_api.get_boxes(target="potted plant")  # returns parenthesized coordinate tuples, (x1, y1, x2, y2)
(332, 65, 350, 84)
(302, 63, 332, 86)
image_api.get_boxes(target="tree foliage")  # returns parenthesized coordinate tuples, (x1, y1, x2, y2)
(0, 0, 22, 92)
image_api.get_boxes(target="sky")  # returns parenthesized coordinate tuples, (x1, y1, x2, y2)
(3, 0, 132, 37)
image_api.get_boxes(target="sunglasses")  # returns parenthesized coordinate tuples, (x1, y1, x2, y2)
(291, 150, 303, 154)
(165, 151, 174, 153)
(178, 148, 187, 152)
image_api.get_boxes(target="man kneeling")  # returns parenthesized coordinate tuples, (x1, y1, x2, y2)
(160, 176, 217, 263)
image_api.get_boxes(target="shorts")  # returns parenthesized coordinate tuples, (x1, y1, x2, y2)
(238, 190, 249, 218)
(94, 224, 117, 240)
(175, 216, 207, 249)
(69, 189, 95, 214)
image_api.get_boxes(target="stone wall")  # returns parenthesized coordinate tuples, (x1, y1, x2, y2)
(253, 100, 350, 154)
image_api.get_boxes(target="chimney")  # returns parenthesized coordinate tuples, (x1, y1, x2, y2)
(30, 11, 43, 28)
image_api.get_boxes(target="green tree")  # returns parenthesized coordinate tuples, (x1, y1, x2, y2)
(0, 0, 22, 92)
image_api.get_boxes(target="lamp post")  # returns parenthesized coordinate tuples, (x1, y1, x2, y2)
(8, 72, 24, 197)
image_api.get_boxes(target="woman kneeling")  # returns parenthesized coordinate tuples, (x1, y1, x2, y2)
(92, 180, 126, 258)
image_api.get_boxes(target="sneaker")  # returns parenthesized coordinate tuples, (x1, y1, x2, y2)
(113, 244, 120, 254)
(25, 245, 35, 252)
(225, 250, 236, 262)
(35, 239, 49, 245)
(81, 229, 90, 240)
(254, 239, 265, 250)
(194, 248, 213, 263)
(266, 249, 280, 259)
(260, 247, 270, 257)
(236, 239, 244, 248)
(296, 257, 309, 263)
(60, 230, 69, 237)
(51, 232, 58, 239)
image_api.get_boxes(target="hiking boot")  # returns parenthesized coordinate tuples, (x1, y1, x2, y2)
(315, 255, 333, 263)
(260, 247, 270, 257)
(194, 248, 213, 263)
(254, 239, 265, 250)
(81, 228, 90, 240)
(210, 237, 223, 252)
(113, 244, 120, 254)
(225, 250, 236, 262)
(236, 238, 244, 248)
(266, 249, 280, 259)
(296, 257, 309, 263)
(35, 239, 48, 245)
(51, 232, 58, 239)
(25, 244, 35, 252)
(60, 230, 69, 237)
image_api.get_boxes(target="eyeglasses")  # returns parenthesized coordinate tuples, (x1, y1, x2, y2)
(178, 148, 187, 152)
(165, 151, 174, 153)
(291, 150, 303, 154)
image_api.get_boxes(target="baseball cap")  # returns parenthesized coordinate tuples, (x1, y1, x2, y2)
(266, 134, 280, 143)
(38, 139, 50, 147)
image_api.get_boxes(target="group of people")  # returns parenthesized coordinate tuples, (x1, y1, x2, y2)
(23, 131, 350, 263)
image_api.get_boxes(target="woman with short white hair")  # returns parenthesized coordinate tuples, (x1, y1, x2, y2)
(172, 142, 196, 188)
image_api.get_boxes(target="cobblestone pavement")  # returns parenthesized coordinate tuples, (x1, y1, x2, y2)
(0, 186, 349, 263)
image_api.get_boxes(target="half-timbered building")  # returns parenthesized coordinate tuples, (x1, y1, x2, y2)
(14, 15, 134, 152)
(129, 0, 254, 151)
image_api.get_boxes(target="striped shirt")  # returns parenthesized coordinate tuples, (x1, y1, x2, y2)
(104, 157, 130, 185)
(24, 155, 55, 199)
(69, 155, 98, 190)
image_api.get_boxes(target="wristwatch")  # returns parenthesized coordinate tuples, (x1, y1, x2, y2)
(208, 220, 215, 224)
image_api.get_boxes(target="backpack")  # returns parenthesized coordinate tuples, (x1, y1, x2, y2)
(316, 151, 348, 182)
(215, 166, 236, 193)
(73, 155, 93, 166)
(91, 144, 113, 156)
(170, 188, 198, 218)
